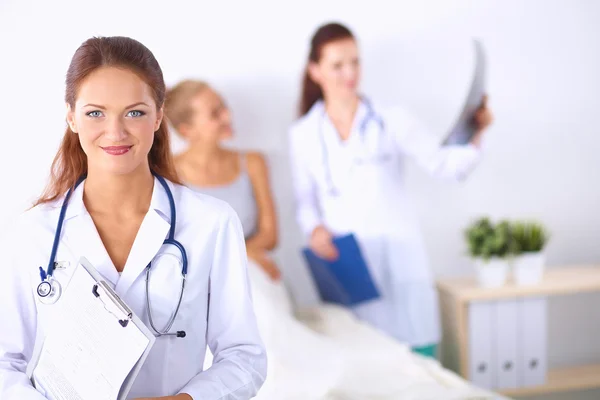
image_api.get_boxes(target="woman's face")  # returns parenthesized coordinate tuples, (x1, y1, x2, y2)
(309, 38, 361, 101)
(182, 88, 233, 144)
(66, 66, 162, 177)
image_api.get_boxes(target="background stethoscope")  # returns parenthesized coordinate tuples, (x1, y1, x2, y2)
(37, 172, 189, 339)
(318, 98, 386, 196)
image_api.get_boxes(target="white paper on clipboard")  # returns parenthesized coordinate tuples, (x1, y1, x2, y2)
(443, 39, 487, 146)
(27, 257, 155, 400)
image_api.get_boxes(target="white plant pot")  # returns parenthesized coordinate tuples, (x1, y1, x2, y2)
(474, 258, 509, 288)
(513, 252, 546, 285)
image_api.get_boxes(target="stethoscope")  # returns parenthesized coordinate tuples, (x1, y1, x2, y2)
(318, 97, 386, 196)
(36, 172, 189, 339)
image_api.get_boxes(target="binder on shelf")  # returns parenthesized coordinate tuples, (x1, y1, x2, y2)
(517, 297, 548, 387)
(468, 301, 495, 389)
(494, 299, 519, 390)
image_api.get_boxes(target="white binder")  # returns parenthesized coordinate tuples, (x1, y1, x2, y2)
(27, 257, 156, 400)
(468, 301, 495, 389)
(517, 297, 548, 387)
(494, 299, 519, 390)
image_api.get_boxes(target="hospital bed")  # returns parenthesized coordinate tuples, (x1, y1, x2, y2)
(203, 261, 512, 400)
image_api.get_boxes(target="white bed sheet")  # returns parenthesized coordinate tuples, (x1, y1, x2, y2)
(203, 261, 511, 400)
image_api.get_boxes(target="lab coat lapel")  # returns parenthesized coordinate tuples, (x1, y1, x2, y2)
(320, 100, 369, 192)
(61, 181, 120, 286)
(115, 177, 172, 297)
(63, 214, 121, 286)
(347, 99, 369, 150)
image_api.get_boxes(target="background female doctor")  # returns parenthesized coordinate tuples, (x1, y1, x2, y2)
(0, 36, 266, 399)
(288, 22, 493, 357)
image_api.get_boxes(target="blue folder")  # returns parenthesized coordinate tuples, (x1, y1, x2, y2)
(301, 234, 380, 307)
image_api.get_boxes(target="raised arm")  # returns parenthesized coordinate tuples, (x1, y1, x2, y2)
(384, 100, 492, 181)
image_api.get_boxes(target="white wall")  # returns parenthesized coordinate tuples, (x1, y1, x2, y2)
(1, 1, 599, 398)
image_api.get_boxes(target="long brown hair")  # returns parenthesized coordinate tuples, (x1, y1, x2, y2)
(34, 36, 181, 207)
(299, 22, 355, 116)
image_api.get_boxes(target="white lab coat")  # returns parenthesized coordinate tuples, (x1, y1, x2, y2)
(288, 99, 482, 347)
(0, 177, 267, 399)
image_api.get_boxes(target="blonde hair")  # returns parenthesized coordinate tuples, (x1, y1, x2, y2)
(164, 79, 210, 131)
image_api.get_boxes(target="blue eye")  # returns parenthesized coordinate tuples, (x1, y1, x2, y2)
(127, 110, 145, 117)
(86, 110, 103, 118)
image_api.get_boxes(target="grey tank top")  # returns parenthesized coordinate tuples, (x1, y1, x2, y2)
(189, 155, 258, 239)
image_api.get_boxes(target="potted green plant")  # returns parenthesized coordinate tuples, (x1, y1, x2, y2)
(465, 218, 512, 288)
(510, 221, 549, 285)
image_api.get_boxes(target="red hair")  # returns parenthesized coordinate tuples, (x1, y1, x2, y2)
(299, 22, 355, 116)
(34, 36, 181, 207)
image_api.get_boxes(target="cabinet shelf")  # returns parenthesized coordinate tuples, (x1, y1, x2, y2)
(499, 363, 600, 397)
(436, 265, 600, 397)
(437, 265, 600, 302)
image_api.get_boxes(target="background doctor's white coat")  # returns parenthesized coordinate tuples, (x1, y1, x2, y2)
(0, 1, 599, 399)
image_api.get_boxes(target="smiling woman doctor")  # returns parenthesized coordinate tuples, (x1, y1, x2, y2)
(288, 23, 493, 358)
(0, 37, 266, 399)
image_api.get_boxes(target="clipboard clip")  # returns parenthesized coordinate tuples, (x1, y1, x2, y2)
(92, 281, 133, 328)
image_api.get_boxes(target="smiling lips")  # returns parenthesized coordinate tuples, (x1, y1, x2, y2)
(101, 145, 132, 155)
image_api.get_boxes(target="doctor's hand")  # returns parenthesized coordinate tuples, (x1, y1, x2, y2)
(247, 247, 282, 281)
(470, 94, 493, 148)
(310, 225, 339, 261)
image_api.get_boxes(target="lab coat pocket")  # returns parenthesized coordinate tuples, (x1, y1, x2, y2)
(352, 151, 396, 188)
(354, 151, 394, 166)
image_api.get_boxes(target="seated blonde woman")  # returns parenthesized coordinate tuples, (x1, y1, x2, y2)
(165, 80, 280, 281)
(165, 80, 505, 400)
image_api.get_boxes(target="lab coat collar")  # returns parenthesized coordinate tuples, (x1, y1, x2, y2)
(62, 180, 86, 222)
(58, 176, 172, 296)
(308, 97, 370, 130)
(354, 97, 370, 132)
(148, 175, 173, 223)
(315, 97, 370, 147)
(61, 176, 172, 223)
(306, 99, 325, 120)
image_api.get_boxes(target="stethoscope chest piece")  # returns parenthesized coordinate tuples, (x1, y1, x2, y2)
(37, 279, 62, 305)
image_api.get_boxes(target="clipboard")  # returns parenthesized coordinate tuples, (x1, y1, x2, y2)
(443, 38, 487, 146)
(302, 234, 380, 307)
(27, 256, 156, 400)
